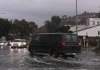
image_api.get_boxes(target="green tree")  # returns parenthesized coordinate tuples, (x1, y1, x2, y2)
(45, 20, 52, 32)
(0, 18, 38, 39)
(45, 15, 72, 33)
(97, 12, 100, 18)
(10, 19, 38, 39)
(45, 16, 61, 32)
(56, 25, 72, 33)
(51, 16, 61, 31)
(0, 18, 12, 37)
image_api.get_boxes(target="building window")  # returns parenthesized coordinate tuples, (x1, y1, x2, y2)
(98, 31, 100, 35)
(97, 22, 100, 25)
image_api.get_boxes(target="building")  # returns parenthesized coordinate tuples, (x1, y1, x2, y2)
(70, 18, 100, 46)
(70, 18, 100, 36)
(87, 18, 100, 27)
(78, 24, 100, 37)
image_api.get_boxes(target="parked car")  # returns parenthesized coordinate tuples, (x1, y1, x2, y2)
(28, 33, 82, 58)
(11, 39, 28, 48)
(0, 41, 8, 46)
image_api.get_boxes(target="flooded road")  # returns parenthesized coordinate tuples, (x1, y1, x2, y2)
(0, 46, 100, 70)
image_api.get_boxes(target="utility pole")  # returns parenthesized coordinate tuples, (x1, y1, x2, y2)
(76, 0, 78, 35)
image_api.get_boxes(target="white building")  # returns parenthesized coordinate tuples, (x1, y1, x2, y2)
(87, 18, 100, 27)
(78, 25, 100, 37)
(70, 18, 100, 37)
(70, 25, 87, 32)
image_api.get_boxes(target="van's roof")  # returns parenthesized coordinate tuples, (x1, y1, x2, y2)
(38, 33, 77, 35)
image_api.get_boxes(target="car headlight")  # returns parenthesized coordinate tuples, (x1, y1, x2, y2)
(23, 42, 26, 45)
(11, 43, 13, 46)
(18, 43, 21, 46)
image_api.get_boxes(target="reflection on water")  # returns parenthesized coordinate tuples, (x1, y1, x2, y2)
(0, 46, 29, 70)
(0, 46, 3, 49)
(0, 46, 100, 70)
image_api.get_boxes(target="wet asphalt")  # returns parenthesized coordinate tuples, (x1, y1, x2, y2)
(0, 46, 100, 70)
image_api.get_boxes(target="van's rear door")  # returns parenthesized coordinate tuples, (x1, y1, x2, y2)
(39, 34, 62, 49)
(63, 34, 78, 53)
(64, 34, 77, 46)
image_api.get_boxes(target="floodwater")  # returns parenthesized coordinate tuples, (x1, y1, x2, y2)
(0, 46, 100, 70)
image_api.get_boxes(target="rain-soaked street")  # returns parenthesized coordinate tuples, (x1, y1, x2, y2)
(0, 46, 100, 70)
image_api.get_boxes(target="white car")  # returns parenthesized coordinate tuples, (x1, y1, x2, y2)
(11, 39, 27, 48)
(0, 41, 8, 46)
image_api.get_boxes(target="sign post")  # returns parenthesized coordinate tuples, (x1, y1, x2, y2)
(83, 36, 86, 47)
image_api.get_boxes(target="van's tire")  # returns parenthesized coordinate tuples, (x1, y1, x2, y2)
(50, 49, 60, 58)
(29, 50, 34, 57)
(54, 52, 60, 58)
(30, 52, 33, 56)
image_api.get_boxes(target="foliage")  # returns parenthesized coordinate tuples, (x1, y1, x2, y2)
(45, 16, 61, 32)
(45, 16, 71, 33)
(97, 12, 100, 18)
(94, 47, 100, 53)
(56, 25, 72, 33)
(45, 20, 52, 32)
(0, 18, 38, 40)
(0, 18, 12, 37)
(94, 36, 100, 52)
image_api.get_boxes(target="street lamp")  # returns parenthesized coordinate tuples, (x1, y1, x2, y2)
(76, 0, 78, 35)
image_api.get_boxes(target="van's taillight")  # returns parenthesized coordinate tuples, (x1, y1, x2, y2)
(61, 41, 66, 48)
(76, 41, 81, 47)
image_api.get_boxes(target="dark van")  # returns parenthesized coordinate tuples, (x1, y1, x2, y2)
(28, 33, 82, 57)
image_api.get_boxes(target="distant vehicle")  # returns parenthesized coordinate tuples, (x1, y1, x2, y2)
(28, 33, 82, 58)
(0, 36, 6, 41)
(11, 39, 28, 48)
(0, 41, 8, 46)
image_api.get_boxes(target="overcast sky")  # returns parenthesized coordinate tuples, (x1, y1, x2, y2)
(0, 0, 100, 27)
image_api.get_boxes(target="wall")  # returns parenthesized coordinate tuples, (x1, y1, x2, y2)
(78, 25, 100, 37)
(89, 18, 100, 27)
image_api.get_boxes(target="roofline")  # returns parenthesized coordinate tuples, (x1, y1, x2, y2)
(38, 33, 76, 35)
(74, 24, 100, 32)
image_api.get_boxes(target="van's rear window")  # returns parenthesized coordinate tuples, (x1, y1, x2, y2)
(72, 35, 78, 41)
(64, 35, 77, 42)
(39, 34, 62, 42)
